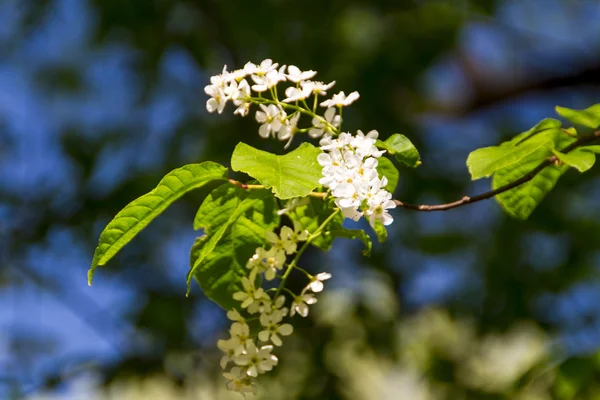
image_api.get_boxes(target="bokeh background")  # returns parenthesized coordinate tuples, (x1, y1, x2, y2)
(2, 0, 600, 398)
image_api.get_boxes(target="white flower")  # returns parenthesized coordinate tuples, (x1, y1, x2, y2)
(251, 65, 287, 92)
(286, 65, 317, 82)
(290, 293, 318, 317)
(282, 85, 312, 103)
(247, 59, 279, 78)
(309, 107, 340, 138)
(232, 340, 278, 377)
(266, 226, 297, 255)
(227, 309, 245, 322)
(306, 272, 332, 293)
(228, 322, 251, 355)
(277, 112, 300, 141)
(302, 80, 336, 96)
(256, 247, 286, 281)
(255, 104, 284, 139)
(232, 276, 270, 309)
(217, 338, 238, 369)
(223, 367, 256, 394)
(320, 91, 360, 107)
(204, 85, 227, 114)
(258, 309, 294, 346)
(367, 198, 396, 226)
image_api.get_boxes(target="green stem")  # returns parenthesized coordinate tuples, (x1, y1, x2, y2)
(248, 97, 340, 135)
(275, 208, 340, 297)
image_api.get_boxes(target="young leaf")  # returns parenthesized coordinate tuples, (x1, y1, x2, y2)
(553, 149, 596, 173)
(376, 134, 421, 167)
(327, 229, 372, 256)
(287, 197, 343, 251)
(580, 145, 600, 154)
(493, 148, 566, 220)
(88, 162, 228, 285)
(512, 118, 562, 145)
(376, 157, 399, 193)
(231, 142, 322, 199)
(372, 219, 388, 243)
(189, 185, 279, 309)
(467, 138, 554, 180)
(556, 104, 600, 129)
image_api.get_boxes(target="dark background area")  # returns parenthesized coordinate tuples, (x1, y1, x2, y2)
(2, 0, 600, 399)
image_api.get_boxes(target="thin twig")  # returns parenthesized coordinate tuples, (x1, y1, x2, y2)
(228, 179, 328, 198)
(393, 131, 600, 212)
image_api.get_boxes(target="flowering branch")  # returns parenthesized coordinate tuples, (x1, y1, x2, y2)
(393, 130, 600, 212)
(275, 208, 340, 298)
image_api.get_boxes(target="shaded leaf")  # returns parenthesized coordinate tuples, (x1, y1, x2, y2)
(376, 134, 421, 167)
(372, 219, 387, 242)
(231, 142, 322, 199)
(189, 184, 279, 309)
(327, 229, 372, 256)
(287, 197, 342, 251)
(89, 162, 228, 284)
(376, 157, 399, 193)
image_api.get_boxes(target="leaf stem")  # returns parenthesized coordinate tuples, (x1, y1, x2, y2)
(275, 208, 340, 297)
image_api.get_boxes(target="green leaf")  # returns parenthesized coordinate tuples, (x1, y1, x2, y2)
(376, 134, 421, 167)
(467, 138, 554, 180)
(189, 184, 279, 309)
(556, 104, 600, 129)
(231, 142, 323, 199)
(327, 229, 372, 256)
(372, 219, 388, 243)
(376, 157, 399, 193)
(553, 149, 596, 173)
(88, 162, 228, 285)
(512, 118, 562, 145)
(493, 148, 566, 220)
(287, 197, 343, 251)
(580, 145, 600, 154)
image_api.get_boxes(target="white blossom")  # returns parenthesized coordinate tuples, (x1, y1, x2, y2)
(232, 340, 279, 377)
(282, 85, 312, 103)
(290, 292, 318, 317)
(217, 338, 238, 369)
(258, 309, 294, 346)
(251, 65, 287, 92)
(286, 65, 317, 83)
(302, 80, 336, 96)
(228, 322, 251, 355)
(277, 112, 300, 141)
(223, 367, 256, 394)
(255, 104, 284, 139)
(309, 107, 340, 138)
(320, 91, 360, 107)
(232, 275, 270, 309)
(255, 247, 286, 281)
(306, 272, 332, 293)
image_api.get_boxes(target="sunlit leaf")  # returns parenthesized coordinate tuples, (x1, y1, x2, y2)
(493, 148, 566, 220)
(372, 219, 387, 242)
(231, 142, 323, 199)
(553, 149, 596, 173)
(88, 162, 228, 284)
(467, 138, 554, 180)
(556, 104, 600, 129)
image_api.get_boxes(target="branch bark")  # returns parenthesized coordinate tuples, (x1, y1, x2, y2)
(394, 131, 600, 212)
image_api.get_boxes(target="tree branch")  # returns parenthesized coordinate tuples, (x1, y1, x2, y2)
(394, 131, 600, 212)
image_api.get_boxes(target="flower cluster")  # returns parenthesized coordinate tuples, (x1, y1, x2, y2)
(204, 59, 358, 143)
(217, 225, 332, 394)
(318, 130, 396, 227)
